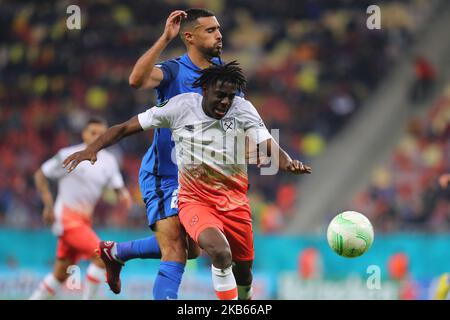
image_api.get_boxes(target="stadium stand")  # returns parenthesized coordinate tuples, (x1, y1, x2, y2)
(0, 0, 441, 232)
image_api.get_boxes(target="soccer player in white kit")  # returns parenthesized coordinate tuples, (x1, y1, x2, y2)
(63, 62, 311, 300)
(30, 117, 131, 300)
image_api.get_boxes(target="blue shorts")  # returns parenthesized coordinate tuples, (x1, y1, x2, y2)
(139, 173, 179, 229)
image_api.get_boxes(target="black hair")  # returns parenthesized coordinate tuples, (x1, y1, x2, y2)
(85, 116, 108, 129)
(182, 8, 215, 27)
(192, 61, 246, 92)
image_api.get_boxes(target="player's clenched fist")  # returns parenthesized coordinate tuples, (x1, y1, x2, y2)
(62, 148, 98, 172)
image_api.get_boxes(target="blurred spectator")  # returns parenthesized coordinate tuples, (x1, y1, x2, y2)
(388, 252, 409, 281)
(387, 252, 419, 300)
(438, 173, 450, 189)
(410, 56, 436, 103)
(0, 0, 437, 233)
(433, 273, 450, 300)
(352, 85, 450, 232)
(298, 247, 323, 280)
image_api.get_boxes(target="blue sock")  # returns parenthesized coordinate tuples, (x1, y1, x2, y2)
(116, 236, 161, 262)
(153, 261, 185, 300)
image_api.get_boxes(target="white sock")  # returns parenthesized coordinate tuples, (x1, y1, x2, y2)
(82, 263, 105, 300)
(238, 284, 253, 300)
(29, 273, 61, 300)
(211, 265, 238, 300)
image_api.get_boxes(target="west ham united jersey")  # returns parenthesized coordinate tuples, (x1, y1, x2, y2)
(139, 54, 222, 188)
(138, 93, 272, 211)
(41, 143, 124, 234)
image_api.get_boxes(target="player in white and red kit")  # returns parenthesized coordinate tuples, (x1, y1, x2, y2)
(63, 62, 311, 300)
(30, 117, 131, 300)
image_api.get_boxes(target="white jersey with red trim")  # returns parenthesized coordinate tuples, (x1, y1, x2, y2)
(41, 143, 124, 234)
(138, 92, 272, 211)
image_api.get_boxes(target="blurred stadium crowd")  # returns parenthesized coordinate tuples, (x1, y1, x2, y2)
(352, 86, 450, 233)
(0, 0, 443, 233)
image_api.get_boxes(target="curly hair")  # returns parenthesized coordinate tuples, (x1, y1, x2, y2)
(192, 61, 246, 92)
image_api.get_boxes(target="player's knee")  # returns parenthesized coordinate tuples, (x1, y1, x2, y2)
(160, 239, 187, 262)
(197, 228, 232, 268)
(210, 247, 232, 269)
(156, 216, 182, 234)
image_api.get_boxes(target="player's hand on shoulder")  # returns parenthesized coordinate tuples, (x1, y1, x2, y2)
(162, 10, 187, 42)
(286, 160, 312, 175)
(62, 148, 98, 173)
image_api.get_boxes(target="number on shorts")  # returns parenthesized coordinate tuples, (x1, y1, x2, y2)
(170, 188, 179, 209)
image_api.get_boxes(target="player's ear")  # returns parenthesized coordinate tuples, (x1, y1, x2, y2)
(183, 31, 194, 44)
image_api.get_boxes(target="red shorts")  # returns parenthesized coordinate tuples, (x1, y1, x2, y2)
(179, 202, 254, 262)
(56, 220, 100, 264)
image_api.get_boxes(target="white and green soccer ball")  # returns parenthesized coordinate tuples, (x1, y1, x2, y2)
(327, 211, 374, 258)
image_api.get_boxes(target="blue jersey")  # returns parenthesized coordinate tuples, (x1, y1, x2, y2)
(138, 54, 222, 186)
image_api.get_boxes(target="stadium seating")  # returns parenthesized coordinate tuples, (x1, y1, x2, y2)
(0, 0, 436, 232)
(351, 86, 450, 232)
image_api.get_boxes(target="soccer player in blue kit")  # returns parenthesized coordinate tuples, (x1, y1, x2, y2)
(98, 8, 256, 300)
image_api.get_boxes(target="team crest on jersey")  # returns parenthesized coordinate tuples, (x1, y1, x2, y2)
(190, 215, 199, 226)
(220, 118, 236, 132)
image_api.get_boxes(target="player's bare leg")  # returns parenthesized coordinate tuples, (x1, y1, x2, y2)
(187, 234, 201, 259)
(29, 258, 72, 300)
(233, 260, 253, 300)
(155, 216, 188, 263)
(198, 227, 238, 300)
(53, 258, 74, 282)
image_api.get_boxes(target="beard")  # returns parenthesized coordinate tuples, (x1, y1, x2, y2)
(201, 45, 222, 58)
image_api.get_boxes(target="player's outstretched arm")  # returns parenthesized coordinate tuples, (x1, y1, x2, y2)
(34, 169, 55, 225)
(260, 138, 312, 175)
(129, 10, 187, 89)
(62, 116, 143, 172)
(115, 187, 132, 210)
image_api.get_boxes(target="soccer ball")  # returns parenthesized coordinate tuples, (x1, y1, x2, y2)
(327, 211, 374, 258)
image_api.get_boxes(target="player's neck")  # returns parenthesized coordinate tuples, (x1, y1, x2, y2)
(187, 49, 215, 70)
